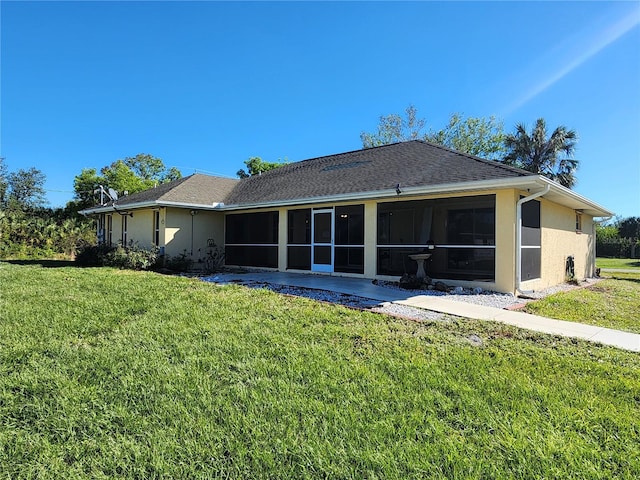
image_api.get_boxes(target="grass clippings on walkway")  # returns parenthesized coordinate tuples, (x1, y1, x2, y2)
(1, 262, 639, 479)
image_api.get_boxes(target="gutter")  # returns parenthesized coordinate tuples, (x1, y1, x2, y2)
(515, 184, 550, 295)
(79, 200, 225, 215)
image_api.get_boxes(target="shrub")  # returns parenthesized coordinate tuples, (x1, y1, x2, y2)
(202, 241, 225, 273)
(164, 250, 193, 272)
(74, 243, 115, 267)
(596, 238, 637, 258)
(75, 242, 159, 270)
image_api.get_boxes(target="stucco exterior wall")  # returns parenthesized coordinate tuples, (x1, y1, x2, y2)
(126, 209, 154, 249)
(521, 198, 596, 291)
(494, 189, 518, 294)
(164, 207, 225, 260)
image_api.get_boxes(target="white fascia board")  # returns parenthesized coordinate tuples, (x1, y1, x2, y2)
(79, 200, 225, 215)
(536, 177, 613, 217)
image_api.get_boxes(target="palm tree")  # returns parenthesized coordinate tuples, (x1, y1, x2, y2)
(503, 118, 579, 189)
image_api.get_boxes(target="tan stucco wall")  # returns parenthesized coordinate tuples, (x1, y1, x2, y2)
(363, 200, 378, 278)
(127, 209, 154, 249)
(494, 190, 518, 294)
(278, 207, 288, 271)
(521, 198, 596, 291)
(164, 207, 225, 260)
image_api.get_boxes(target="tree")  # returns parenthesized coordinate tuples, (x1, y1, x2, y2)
(360, 105, 505, 159)
(6, 167, 47, 210)
(427, 114, 505, 160)
(618, 217, 640, 240)
(236, 157, 286, 178)
(503, 118, 579, 189)
(360, 105, 426, 148)
(73, 154, 181, 209)
(0, 157, 8, 207)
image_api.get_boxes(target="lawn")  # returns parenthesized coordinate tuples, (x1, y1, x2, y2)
(1, 262, 639, 479)
(596, 257, 640, 270)
(524, 271, 640, 334)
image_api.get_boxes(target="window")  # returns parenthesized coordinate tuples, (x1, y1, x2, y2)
(106, 215, 113, 246)
(225, 211, 279, 268)
(575, 213, 582, 232)
(153, 210, 160, 246)
(521, 199, 541, 280)
(97, 214, 106, 244)
(121, 215, 128, 246)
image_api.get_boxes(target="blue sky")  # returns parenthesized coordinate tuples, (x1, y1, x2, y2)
(1, 1, 639, 219)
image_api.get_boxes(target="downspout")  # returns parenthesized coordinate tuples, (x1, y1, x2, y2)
(515, 184, 550, 295)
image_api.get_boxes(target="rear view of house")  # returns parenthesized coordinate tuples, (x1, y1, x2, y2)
(81, 141, 612, 294)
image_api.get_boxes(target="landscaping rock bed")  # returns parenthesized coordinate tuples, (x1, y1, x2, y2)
(200, 274, 601, 323)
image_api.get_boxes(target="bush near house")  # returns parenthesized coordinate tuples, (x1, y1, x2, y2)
(75, 242, 160, 270)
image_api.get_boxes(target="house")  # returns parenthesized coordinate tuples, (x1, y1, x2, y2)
(80, 141, 612, 294)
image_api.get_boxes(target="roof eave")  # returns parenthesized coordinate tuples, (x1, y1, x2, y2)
(535, 176, 614, 217)
(79, 200, 225, 215)
(219, 176, 541, 211)
(220, 175, 613, 217)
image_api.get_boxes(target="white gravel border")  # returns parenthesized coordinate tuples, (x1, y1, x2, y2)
(200, 275, 601, 323)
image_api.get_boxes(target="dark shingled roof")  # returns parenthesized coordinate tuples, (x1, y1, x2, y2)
(223, 140, 533, 205)
(114, 174, 238, 207)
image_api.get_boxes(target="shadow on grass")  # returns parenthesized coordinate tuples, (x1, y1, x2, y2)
(611, 275, 640, 284)
(2, 259, 77, 268)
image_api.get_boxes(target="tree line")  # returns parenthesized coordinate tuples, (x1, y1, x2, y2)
(0, 154, 182, 259)
(0, 158, 94, 259)
(237, 106, 581, 190)
(596, 217, 640, 258)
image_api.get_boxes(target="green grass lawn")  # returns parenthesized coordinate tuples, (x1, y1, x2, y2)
(524, 271, 640, 334)
(596, 257, 640, 270)
(1, 263, 639, 479)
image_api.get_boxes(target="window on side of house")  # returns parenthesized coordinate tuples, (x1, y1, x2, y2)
(106, 215, 113, 246)
(153, 210, 160, 246)
(575, 212, 582, 232)
(121, 215, 128, 246)
(97, 214, 106, 244)
(521, 199, 541, 281)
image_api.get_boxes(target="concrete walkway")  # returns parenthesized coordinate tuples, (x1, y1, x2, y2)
(208, 271, 640, 353)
